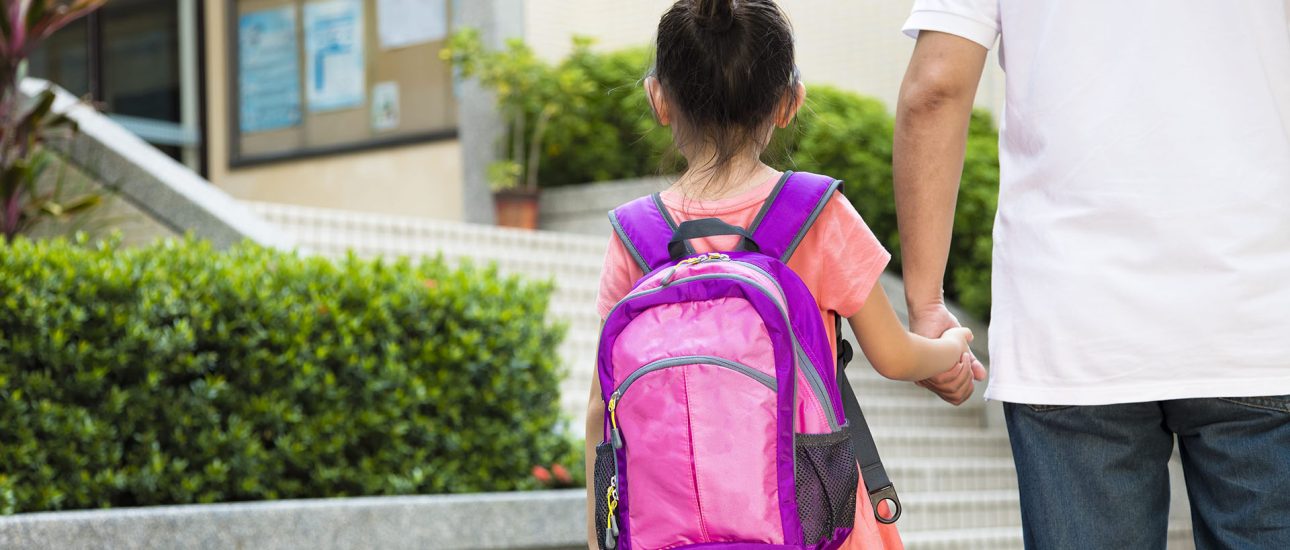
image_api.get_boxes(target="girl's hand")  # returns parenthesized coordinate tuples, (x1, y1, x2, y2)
(911, 304, 986, 405)
(928, 325, 985, 405)
(940, 326, 975, 355)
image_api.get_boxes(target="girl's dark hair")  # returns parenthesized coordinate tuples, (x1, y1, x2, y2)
(653, 0, 797, 175)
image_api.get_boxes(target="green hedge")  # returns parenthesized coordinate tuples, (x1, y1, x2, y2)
(787, 87, 1000, 319)
(519, 41, 1000, 318)
(0, 236, 570, 514)
(537, 45, 673, 187)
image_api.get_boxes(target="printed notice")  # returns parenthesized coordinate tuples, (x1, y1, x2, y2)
(377, 0, 447, 50)
(371, 82, 400, 131)
(238, 6, 301, 133)
(304, 0, 365, 112)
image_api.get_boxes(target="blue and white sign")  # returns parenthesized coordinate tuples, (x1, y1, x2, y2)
(238, 6, 301, 133)
(304, 0, 365, 112)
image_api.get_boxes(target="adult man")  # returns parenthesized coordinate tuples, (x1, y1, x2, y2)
(893, 1, 1290, 548)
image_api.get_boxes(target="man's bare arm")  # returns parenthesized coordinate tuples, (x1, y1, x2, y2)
(895, 30, 988, 311)
(893, 30, 990, 404)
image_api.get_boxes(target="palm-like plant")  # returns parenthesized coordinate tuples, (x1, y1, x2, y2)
(1, 0, 106, 242)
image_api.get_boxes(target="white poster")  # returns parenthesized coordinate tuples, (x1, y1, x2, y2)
(304, 0, 365, 112)
(371, 82, 400, 131)
(238, 6, 301, 132)
(377, 0, 447, 50)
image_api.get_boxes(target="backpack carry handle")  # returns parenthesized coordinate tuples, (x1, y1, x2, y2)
(667, 218, 760, 260)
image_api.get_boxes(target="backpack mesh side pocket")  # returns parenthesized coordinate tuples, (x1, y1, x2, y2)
(795, 430, 859, 545)
(593, 442, 616, 550)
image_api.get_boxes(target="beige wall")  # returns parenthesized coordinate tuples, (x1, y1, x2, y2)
(524, 0, 1006, 116)
(203, 0, 465, 221)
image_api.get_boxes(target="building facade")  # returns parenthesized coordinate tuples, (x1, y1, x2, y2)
(29, 0, 1003, 224)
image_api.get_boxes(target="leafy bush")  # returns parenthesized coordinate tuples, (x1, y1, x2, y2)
(0, 235, 570, 514)
(785, 87, 898, 260)
(786, 87, 1000, 319)
(537, 45, 672, 187)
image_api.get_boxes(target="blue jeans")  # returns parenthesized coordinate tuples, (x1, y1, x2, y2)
(1004, 396, 1290, 550)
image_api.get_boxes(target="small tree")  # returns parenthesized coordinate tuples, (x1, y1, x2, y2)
(0, 0, 106, 242)
(442, 29, 594, 193)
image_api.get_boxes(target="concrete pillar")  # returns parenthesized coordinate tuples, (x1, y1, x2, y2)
(452, 0, 525, 225)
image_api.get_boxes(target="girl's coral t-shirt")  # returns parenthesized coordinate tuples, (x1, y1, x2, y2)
(596, 172, 901, 549)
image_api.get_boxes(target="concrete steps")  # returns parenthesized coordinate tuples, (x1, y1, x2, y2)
(888, 459, 1018, 493)
(896, 491, 1022, 532)
(249, 202, 1196, 549)
(902, 523, 1197, 550)
(871, 428, 1013, 459)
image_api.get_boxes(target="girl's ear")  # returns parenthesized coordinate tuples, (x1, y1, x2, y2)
(775, 82, 807, 128)
(645, 76, 671, 126)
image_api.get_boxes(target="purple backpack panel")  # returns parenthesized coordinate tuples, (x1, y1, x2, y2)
(595, 172, 878, 550)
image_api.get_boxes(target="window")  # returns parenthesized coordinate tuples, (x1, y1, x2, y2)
(228, 0, 458, 166)
(27, 0, 204, 171)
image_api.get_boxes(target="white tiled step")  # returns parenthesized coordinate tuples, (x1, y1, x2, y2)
(848, 377, 958, 400)
(900, 523, 1196, 550)
(895, 491, 1021, 532)
(888, 458, 1017, 493)
(898, 490, 1197, 542)
(901, 527, 1023, 550)
(852, 396, 986, 429)
(871, 429, 1012, 460)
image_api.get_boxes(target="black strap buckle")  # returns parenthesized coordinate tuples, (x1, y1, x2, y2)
(837, 338, 854, 368)
(869, 484, 902, 524)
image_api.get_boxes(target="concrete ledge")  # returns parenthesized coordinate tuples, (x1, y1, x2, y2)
(18, 78, 293, 250)
(0, 490, 585, 550)
(539, 177, 670, 236)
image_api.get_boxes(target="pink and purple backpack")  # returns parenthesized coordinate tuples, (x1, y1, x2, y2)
(595, 172, 901, 550)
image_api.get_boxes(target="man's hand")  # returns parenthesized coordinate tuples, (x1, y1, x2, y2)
(910, 302, 986, 405)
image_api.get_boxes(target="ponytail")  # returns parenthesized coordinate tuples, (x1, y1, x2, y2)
(694, 0, 736, 33)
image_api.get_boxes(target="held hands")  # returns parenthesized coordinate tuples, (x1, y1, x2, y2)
(913, 303, 986, 405)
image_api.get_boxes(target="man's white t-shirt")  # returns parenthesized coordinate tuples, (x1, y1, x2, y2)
(904, 1, 1290, 405)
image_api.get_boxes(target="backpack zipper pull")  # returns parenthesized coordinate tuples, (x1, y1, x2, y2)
(606, 514, 619, 549)
(604, 477, 620, 549)
(660, 253, 728, 286)
(608, 393, 624, 449)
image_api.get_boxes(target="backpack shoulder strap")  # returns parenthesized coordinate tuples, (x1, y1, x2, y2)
(608, 193, 690, 273)
(836, 313, 902, 524)
(755, 171, 900, 523)
(748, 171, 843, 263)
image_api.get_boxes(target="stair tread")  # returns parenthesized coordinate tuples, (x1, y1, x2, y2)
(902, 521, 1194, 542)
(898, 490, 1021, 504)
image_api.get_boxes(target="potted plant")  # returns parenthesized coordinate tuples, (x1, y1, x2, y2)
(1, 0, 106, 242)
(443, 29, 591, 230)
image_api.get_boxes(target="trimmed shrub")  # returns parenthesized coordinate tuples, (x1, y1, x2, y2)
(0, 235, 569, 514)
(786, 87, 1000, 319)
(537, 44, 673, 187)
(785, 86, 898, 261)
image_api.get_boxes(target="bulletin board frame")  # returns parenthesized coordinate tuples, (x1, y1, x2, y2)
(225, 0, 458, 168)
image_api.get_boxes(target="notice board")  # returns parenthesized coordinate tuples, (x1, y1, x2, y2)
(230, 0, 457, 165)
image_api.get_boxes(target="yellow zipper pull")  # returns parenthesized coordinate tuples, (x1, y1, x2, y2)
(608, 394, 624, 448)
(604, 480, 620, 549)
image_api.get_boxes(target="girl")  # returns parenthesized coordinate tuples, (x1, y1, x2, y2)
(586, 1, 981, 548)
